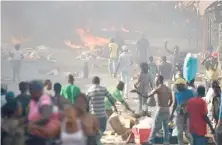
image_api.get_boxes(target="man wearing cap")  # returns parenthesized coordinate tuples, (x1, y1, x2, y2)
(169, 78, 194, 145)
(115, 45, 132, 99)
(9, 44, 24, 82)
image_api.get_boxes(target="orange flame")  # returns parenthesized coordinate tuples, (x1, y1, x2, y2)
(76, 28, 109, 49)
(11, 36, 28, 44)
(64, 40, 82, 49)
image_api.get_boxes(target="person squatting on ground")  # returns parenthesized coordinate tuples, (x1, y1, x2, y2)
(170, 78, 194, 145)
(134, 62, 153, 113)
(115, 45, 133, 99)
(104, 81, 133, 118)
(185, 85, 215, 145)
(108, 38, 118, 76)
(9, 44, 24, 83)
(142, 75, 173, 145)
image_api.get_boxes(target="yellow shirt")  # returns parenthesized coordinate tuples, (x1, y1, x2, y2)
(206, 69, 218, 80)
(108, 43, 118, 58)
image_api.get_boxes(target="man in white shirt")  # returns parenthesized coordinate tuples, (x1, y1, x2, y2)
(9, 44, 23, 82)
(115, 45, 132, 99)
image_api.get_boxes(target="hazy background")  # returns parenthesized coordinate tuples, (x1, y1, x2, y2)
(2, 1, 201, 49)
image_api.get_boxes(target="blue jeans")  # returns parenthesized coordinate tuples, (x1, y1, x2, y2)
(192, 134, 206, 145)
(175, 115, 193, 145)
(147, 108, 169, 144)
(137, 95, 148, 113)
(108, 58, 116, 75)
(97, 117, 107, 134)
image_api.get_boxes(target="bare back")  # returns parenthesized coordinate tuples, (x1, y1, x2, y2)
(155, 84, 171, 108)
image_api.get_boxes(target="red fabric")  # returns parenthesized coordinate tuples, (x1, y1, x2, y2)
(186, 97, 207, 136)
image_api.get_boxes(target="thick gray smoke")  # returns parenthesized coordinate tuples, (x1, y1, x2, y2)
(2, 1, 201, 48)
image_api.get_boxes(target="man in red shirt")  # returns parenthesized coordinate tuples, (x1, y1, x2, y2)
(185, 85, 215, 145)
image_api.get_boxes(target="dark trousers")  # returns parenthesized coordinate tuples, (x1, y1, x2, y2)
(26, 134, 47, 145)
(216, 132, 222, 145)
(87, 135, 97, 145)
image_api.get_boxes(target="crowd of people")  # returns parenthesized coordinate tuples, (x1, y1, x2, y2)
(2, 34, 222, 145)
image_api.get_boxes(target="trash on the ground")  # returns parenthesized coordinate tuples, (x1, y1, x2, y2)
(47, 53, 56, 63)
(36, 45, 48, 50)
(64, 72, 72, 76)
(47, 69, 59, 76)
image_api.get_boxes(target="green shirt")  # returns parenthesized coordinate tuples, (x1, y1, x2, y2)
(104, 88, 123, 110)
(60, 84, 80, 104)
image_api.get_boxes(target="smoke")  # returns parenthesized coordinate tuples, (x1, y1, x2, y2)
(2, 1, 201, 48)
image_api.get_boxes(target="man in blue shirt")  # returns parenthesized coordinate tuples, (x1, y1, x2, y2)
(216, 94, 222, 145)
(169, 78, 194, 145)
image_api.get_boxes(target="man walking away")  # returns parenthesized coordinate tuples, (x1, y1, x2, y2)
(115, 45, 132, 99)
(169, 78, 194, 145)
(136, 33, 150, 64)
(16, 81, 30, 117)
(9, 44, 24, 82)
(61, 74, 81, 104)
(158, 56, 172, 87)
(148, 56, 158, 85)
(143, 75, 173, 145)
(185, 86, 215, 145)
(134, 62, 152, 113)
(108, 38, 118, 76)
(104, 81, 134, 118)
(86, 76, 118, 134)
(53, 83, 71, 111)
(164, 41, 180, 78)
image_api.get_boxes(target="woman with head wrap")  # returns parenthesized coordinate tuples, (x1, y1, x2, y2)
(26, 80, 60, 145)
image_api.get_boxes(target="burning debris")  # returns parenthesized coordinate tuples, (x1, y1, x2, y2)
(76, 28, 109, 49)
(64, 40, 83, 49)
(11, 36, 28, 44)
